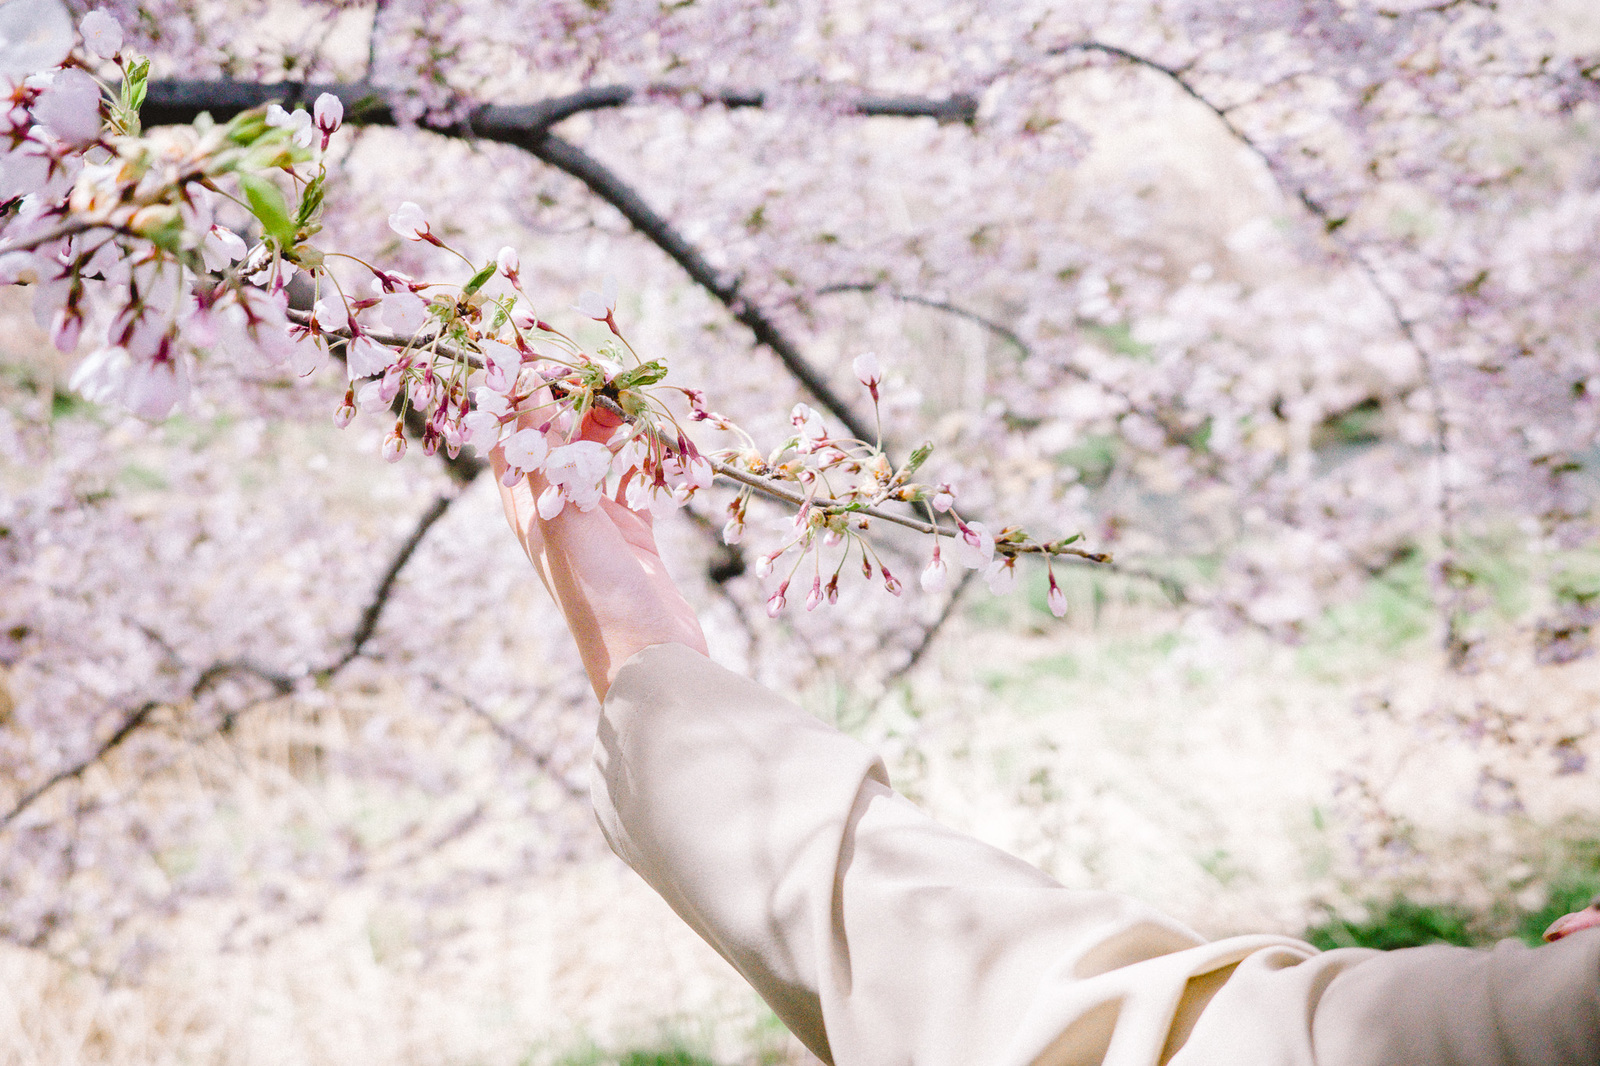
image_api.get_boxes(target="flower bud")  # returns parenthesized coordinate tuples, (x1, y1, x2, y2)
(537, 484, 566, 519)
(1047, 570, 1067, 618)
(496, 245, 520, 279)
(388, 202, 430, 242)
(313, 93, 343, 142)
(722, 517, 744, 545)
(333, 391, 357, 429)
(883, 568, 902, 596)
(853, 351, 882, 401)
(805, 577, 823, 611)
(382, 426, 407, 462)
(766, 582, 789, 617)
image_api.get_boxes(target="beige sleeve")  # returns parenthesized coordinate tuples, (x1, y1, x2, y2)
(591, 643, 1600, 1066)
(593, 644, 1287, 1066)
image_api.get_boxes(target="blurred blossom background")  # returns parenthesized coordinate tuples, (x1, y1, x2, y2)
(4, 0, 1600, 1062)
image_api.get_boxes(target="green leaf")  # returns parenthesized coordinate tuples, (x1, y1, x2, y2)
(462, 262, 496, 296)
(615, 359, 668, 390)
(238, 172, 295, 246)
(901, 441, 933, 477)
(125, 59, 149, 111)
(295, 173, 325, 227)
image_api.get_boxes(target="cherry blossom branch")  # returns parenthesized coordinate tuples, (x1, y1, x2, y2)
(142, 77, 974, 442)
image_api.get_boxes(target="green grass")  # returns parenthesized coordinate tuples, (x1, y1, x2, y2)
(1304, 865, 1600, 950)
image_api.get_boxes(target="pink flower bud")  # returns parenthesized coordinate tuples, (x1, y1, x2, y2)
(333, 401, 356, 429)
(920, 549, 948, 593)
(382, 427, 407, 462)
(496, 246, 520, 279)
(536, 484, 566, 520)
(883, 568, 902, 596)
(722, 517, 744, 545)
(825, 575, 839, 604)
(50, 308, 82, 352)
(805, 576, 823, 611)
(1047, 570, 1067, 618)
(378, 362, 403, 403)
(313, 93, 343, 140)
(766, 582, 789, 617)
(853, 351, 882, 395)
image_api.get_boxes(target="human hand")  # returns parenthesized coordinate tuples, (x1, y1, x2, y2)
(1543, 895, 1600, 944)
(493, 401, 708, 701)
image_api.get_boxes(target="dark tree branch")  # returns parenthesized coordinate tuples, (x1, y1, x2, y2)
(141, 80, 976, 138)
(522, 134, 874, 443)
(331, 492, 455, 672)
(0, 701, 159, 830)
(143, 78, 879, 442)
(881, 568, 977, 688)
(815, 282, 1033, 358)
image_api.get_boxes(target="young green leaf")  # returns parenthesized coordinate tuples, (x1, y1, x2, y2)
(238, 173, 296, 246)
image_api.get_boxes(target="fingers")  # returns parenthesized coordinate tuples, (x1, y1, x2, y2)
(1543, 901, 1600, 943)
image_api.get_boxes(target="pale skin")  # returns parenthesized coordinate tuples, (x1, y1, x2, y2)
(492, 408, 1600, 947)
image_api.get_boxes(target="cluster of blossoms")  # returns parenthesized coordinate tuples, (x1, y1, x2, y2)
(1, 8, 1104, 616)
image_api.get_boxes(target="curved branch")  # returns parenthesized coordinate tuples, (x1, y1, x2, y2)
(523, 134, 874, 442)
(331, 492, 456, 671)
(815, 281, 1033, 357)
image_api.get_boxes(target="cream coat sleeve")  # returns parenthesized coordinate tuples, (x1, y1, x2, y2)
(590, 643, 1600, 1066)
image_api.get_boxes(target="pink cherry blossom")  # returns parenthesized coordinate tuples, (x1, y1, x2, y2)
(1046, 571, 1067, 619)
(573, 275, 617, 321)
(387, 202, 430, 241)
(32, 68, 101, 145)
(345, 335, 390, 379)
(543, 440, 613, 510)
(312, 92, 342, 144)
(500, 427, 549, 477)
(201, 226, 247, 272)
(265, 103, 313, 148)
(954, 522, 994, 569)
(380, 289, 428, 334)
(78, 10, 122, 58)
(535, 483, 565, 519)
